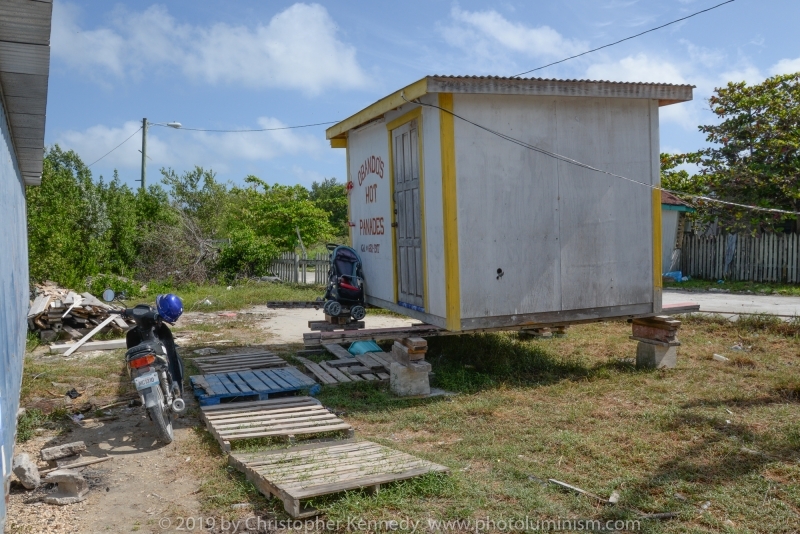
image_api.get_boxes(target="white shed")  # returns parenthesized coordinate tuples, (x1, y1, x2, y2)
(326, 76, 693, 331)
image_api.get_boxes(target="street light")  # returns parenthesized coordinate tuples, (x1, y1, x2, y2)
(140, 119, 182, 191)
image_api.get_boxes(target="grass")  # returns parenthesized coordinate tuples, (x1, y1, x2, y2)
(309, 317, 800, 532)
(665, 278, 800, 296)
(19, 307, 800, 532)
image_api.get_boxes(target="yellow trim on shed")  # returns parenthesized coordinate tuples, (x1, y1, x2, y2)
(439, 93, 460, 331)
(330, 138, 347, 148)
(327, 78, 428, 141)
(652, 188, 662, 290)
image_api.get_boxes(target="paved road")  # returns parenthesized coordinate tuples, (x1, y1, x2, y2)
(663, 290, 800, 317)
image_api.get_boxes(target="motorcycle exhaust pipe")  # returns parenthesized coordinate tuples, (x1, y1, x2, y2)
(171, 398, 186, 413)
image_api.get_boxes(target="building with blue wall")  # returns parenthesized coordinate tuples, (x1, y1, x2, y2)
(0, 1, 52, 529)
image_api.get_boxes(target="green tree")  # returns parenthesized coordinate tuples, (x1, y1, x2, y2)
(309, 177, 348, 235)
(160, 166, 229, 237)
(691, 72, 800, 233)
(226, 176, 334, 250)
(27, 146, 109, 286)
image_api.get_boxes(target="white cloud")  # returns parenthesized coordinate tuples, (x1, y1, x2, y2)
(51, 1, 368, 95)
(585, 53, 689, 84)
(771, 57, 800, 75)
(57, 118, 324, 176)
(438, 6, 586, 71)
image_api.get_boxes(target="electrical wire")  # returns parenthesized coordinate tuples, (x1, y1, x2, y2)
(151, 120, 338, 132)
(402, 95, 797, 216)
(512, 0, 736, 77)
(87, 126, 143, 167)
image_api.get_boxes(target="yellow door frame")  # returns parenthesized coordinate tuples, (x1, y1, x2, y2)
(386, 107, 429, 312)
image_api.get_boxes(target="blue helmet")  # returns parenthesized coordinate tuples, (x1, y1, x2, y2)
(156, 293, 183, 323)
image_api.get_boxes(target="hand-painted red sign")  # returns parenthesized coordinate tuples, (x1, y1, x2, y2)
(357, 155, 384, 186)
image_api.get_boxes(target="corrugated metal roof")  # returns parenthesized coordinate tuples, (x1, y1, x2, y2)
(327, 75, 694, 140)
(661, 190, 693, 207)
(0, 0, 52, 186)
(429, 74, 694, 88)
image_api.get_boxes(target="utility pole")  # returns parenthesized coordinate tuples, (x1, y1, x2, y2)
(140, 117, 148, 191)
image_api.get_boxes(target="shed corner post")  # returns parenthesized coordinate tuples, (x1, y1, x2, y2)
(438, 93, 461, 331)
(652, 188, 663, 313)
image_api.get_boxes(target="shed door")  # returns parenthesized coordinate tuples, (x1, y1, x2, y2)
(393, 120, 424, 309)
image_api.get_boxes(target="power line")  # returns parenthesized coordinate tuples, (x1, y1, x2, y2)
(151, 120, 338, 133)
(87, 126, 143, 167)
(512, 0, 736, 77)
(403, 95, 797, 216)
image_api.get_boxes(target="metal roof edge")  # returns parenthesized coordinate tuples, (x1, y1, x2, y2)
(328, 76, 695, 139)
(326, 77, 429, 140)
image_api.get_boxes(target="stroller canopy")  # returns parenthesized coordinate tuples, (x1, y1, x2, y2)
(333, 246, 361, 279)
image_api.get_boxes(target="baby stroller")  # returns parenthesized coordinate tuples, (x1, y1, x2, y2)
(322, 243, 366, 320)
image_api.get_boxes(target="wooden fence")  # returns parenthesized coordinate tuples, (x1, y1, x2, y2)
(270, 252, 328, 284)
(681, 233, 800, 282)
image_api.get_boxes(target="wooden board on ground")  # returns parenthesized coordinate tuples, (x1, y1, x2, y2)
(296, 354, 389, 385)
(49, 339, 127, 354)
(192, 351, 287, 374)
(322, 343, 355, 360)
(200, 397, 353, 452)
(189, 367, 317, 406)
(267, 301, 323, 309)
(308, 321, 365, 332)
(229, 440, 449, 518)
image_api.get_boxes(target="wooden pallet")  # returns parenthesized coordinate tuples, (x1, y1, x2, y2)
(229, 440, 449, 518)
(192, 351, 288, 374)
(200, 397, 353, 451)
(190, 367, 317, 406)
(296, 347, 393, 384)
(308, 321, 365, 332)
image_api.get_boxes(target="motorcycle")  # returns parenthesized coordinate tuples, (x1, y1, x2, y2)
(102, 289, 186, 444)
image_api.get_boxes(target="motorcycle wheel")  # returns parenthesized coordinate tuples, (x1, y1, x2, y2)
(148, 405, 174, 444)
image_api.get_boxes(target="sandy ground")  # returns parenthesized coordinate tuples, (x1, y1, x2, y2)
(663, 289, 800, 316)
(246, 306, 416, 344)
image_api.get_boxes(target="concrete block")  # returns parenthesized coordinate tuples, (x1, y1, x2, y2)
(51, 454, 82, 469)
(12, 453, 40, 490)
(636, 341, 677, 369)
(390, 361, 431, 397)
(40, 441, 86, 461)
(43, 469, 89, 505)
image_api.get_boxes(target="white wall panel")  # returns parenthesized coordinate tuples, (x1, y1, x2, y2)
(454, 94, 562, 319)
(556, 97, 653, 310)
(348, 121, 393, 303)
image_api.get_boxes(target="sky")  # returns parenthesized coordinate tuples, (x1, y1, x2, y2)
(46, 0, 800, 189)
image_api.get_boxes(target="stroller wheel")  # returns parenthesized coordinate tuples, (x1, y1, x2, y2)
(350, 305, 366, 321)
(326, 301, 342, 317)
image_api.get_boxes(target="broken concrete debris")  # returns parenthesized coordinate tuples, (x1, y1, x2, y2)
(12, 453, 41, 489)
(43, 469, 89, 505)
(40, 441, 87, 462)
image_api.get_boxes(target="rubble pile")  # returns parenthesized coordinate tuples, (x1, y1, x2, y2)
(27, 282, 129, 342)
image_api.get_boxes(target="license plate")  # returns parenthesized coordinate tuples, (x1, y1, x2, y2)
(134, 372, 159, 391)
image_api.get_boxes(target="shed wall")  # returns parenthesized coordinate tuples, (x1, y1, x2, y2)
(452, 94, 655, 321)
(347, 120, 394, 303)
(0, 94, 28, 531)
